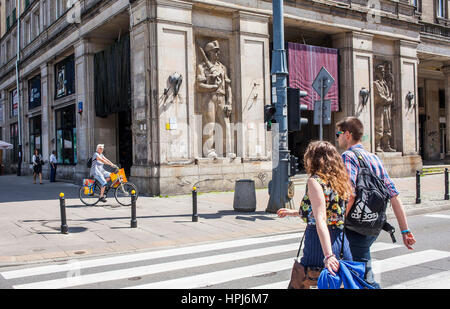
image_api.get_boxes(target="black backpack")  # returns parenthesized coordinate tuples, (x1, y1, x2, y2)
(87, 157, 94, 168)
(345, 150, 396, 241)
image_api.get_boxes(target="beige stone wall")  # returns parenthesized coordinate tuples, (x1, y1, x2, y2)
(333, 32, 375, 152)
(394, 40, 419, 155)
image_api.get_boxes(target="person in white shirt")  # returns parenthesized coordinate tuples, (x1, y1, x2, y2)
(90, 144, 118, 202)
(50, 151, 57, 182)
(32, 149, 43, 184)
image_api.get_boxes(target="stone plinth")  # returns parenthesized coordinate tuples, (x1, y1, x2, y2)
(130, 159, 272, 196)
(376, 152, 422, 177)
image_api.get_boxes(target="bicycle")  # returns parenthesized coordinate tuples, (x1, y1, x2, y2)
(79, 168, 138, 206)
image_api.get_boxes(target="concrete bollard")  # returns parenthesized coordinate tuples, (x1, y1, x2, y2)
(192, 187, 198, 222)
(59, 193, 69, 234)
(233, 179, 256, 212)
(131, 190, 137, 228)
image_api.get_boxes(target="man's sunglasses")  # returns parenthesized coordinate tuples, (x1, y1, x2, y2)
(336, 131, 344, 138)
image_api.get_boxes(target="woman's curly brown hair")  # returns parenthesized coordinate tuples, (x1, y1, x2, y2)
(304, 141, 353, 201)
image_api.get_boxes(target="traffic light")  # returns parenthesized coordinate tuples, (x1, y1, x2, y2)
(289, 155, 300, 177)
(264, 104, 276, 131)
(287, 87, 308, 131)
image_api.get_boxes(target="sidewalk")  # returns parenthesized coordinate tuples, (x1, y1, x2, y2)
(0, 173, 449, 266)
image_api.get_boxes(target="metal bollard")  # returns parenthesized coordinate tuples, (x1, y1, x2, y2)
(445, 168, 449, 200)
(131, 190, 137, 228)
(59, 193, 69, 234)
(416, 170, 421, 204)
(192, 187, 198, 222)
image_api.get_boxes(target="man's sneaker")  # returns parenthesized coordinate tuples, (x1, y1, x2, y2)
(99, 197, 107, 203)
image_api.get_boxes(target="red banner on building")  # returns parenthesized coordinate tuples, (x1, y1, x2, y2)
(287, 43, 339, 111)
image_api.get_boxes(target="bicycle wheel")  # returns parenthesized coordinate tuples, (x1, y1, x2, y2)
(114, 182, 138, 206)
(79, 182, 101, 206)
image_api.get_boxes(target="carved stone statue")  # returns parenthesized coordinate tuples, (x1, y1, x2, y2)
(374, 62, 396, 152)
(196, 40, 235, 158)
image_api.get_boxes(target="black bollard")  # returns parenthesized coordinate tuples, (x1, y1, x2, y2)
(131, 190, 137, 228)
(59, 193, 69, 234)
(192, 187, 198, 222)
(416, 170, 421, 204)
(445, 168, 449, 200)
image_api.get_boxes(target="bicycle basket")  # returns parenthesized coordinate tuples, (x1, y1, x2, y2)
(83, 179, 95, 186)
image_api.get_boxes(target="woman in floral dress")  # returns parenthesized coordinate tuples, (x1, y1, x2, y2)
(278, 141, 354, 287)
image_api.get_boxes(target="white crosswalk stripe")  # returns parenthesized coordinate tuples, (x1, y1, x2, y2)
(1, 232, 302, 280)
(424, 214, 450, 220)
(1, 231, 449, 289)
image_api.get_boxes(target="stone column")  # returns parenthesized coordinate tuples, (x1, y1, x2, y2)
(232, 11, 270, 160)
(424, 79, 440, 161)
(393, 40, 419, 155)
(443, 64, 450, 158)
(129, 0, 156, 193)
(40, 64, 50, 164)
(332, 32, 374, 151)
(74, 39, 96, 180)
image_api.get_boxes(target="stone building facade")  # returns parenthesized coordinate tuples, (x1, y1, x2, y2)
(0, 0, 449, 196)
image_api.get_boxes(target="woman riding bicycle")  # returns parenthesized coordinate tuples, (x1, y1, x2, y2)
(90, 144, 118, 203)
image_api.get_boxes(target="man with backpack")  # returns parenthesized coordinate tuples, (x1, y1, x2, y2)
(336, 117, 416, 288)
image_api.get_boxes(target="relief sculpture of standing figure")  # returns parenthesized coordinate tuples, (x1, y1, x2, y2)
(374, 63, 396, 152)
(196, 40, 235, 158)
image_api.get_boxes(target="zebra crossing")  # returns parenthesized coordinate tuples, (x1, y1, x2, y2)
(1, 228, 449, 289)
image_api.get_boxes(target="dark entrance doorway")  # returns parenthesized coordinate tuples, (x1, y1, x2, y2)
(118, 110, 133, 177)
(94, 34, 132, 177)
(419, 114, 426, 159)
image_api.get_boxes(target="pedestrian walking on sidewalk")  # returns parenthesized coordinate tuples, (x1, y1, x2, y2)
(336, 116, 416, 289)
(49, 151, 57, 182)
(32, 149, 43, 185)
(277, 141, 353, 288)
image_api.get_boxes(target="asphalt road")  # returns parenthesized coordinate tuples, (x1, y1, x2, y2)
(1, 209, 449, 290)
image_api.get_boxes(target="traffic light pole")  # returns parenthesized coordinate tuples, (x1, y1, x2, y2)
(266, 0, 294, 213)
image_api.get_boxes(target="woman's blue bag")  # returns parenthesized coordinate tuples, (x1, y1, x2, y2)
(317, 260, 375, 289)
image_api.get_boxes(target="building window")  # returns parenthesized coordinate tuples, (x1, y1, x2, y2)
(439, 89, 445, 109)
(55, 55, 75, 99)
(437, 0, 446, 18)
(10, 89, 18, 118)
(56, 0, 69, 19)
(29, 115, 42, 159)
(10, 123, 18, 163)
(32, 9, 41, 39)
(0, 103, 4, 124)
(55, 105, 77, 165)
(29, 75, 41, 110)
(412, 0, 422, 12)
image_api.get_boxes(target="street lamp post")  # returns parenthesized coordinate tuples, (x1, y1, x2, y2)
(15, 0, 23, 176)
(266, 0, 293, 213)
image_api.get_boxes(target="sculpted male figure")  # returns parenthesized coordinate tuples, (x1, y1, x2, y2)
(374, 63, 396, 152)
(196, 40, 234, 158)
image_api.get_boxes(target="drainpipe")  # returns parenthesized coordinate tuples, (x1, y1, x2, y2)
(15, 0, 22, 176)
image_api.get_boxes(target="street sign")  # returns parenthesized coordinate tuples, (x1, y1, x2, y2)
(314, 100, 331, 125)
(312, 66, 335, 98)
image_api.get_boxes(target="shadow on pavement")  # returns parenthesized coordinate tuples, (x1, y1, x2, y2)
(0, 175, 80, 203)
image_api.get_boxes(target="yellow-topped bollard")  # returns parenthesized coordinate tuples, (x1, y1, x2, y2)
(59, 192, 68, 234)
(192, 186, 198, 222)
(131, 189, 137, 228)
